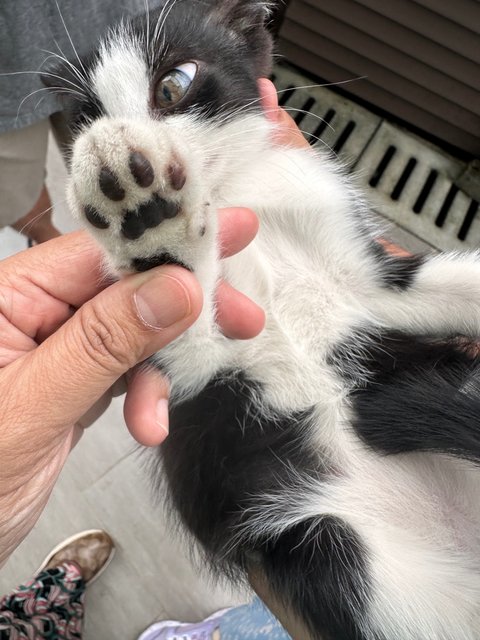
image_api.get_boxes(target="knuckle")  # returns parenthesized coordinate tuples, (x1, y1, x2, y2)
(77, 303, 142, 372)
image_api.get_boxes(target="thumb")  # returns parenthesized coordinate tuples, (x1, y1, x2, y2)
(1, 266, 202, 433)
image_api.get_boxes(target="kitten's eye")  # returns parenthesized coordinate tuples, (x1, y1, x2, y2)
(154, 62, 197, 109)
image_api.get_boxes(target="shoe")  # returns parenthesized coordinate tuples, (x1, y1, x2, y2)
(36, 529, 115, 586)
(138, 608, 231, 640)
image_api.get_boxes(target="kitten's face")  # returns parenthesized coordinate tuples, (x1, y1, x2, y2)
(45, 0, 273, 133)
(44, 0, 274, 275)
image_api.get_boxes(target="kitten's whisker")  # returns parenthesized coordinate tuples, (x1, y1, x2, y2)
(151, 0, 168, 50)
(18, 204, 55, 236)
(0, 69, 86, 96)
(195, 103, 336, 146)
(144, 0, 151, 62)
(159, 0, 180, 55)
(152, 0, 177, 56)
(203, 118, 334, 155)
(274, 77, 367, 94)
(280, 107, 335, 133)
(209, 77, 366, 126)
(40, 69, 86, 95)
(35, 95, 47, 111)
(15, 86, 82, 125)
(42, 46, 89, 91)
(53, 0, 88, 79)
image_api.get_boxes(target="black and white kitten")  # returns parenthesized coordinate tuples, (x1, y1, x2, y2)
(45, 1, 480, 638)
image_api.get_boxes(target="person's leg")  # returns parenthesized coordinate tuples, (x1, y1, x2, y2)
(0, 119, 60, 244)
(0, 530, 114, 640)
(249, 568, 313, 640)
(11, 184, 60, 244)
(0, 561, 86, 639)
(138, 598, 292, 640)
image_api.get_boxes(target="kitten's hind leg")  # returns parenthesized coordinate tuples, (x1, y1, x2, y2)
(370, 251, 480, 338)
(339, 331, 480, 462)
(248, 516, 372, 640)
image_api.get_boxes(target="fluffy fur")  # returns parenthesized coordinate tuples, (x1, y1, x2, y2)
(45, 1, 480, 638)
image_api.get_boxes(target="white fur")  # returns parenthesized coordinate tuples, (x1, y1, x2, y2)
(68, 38, 480, 640)
(92, 27, 150, 119)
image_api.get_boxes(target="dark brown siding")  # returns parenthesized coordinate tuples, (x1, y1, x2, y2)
(278, 0, 480, 156)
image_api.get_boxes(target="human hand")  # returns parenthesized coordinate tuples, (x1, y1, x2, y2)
(258, 78, 310, 149)
(0, 207, 263, 565)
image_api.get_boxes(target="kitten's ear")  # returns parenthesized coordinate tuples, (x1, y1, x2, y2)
(208, 0, 274, 76)
(210, 0, 273, 30)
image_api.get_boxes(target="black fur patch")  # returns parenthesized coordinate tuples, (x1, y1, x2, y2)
(156, 373, 371, 640)
(370, 242, 424, 290)
(132, 253, 190, 272)
(159, 373, 319, 564)
(261, 517, 371, 640)
(141, 0, 272, 121)
(334, 331, 480, 460)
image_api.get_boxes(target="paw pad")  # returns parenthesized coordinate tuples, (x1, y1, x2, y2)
(83, 149, 185, 241)
(129, 151, 154, 188)
(99, 167, 125, 202)
(121, 195, 180, 240)
(84, 205, 110, 229)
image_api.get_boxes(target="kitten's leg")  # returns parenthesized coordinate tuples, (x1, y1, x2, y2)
(244, 149, 480, 340)
(68, 117, 221, 337)
(334, 330, 480, 461)
(369, 251, 480, 337)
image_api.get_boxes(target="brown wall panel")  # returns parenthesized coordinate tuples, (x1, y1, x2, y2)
(279, 0, 480, 155)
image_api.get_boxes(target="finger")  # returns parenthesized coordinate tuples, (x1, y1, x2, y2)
(0, 232, 107, 344)
(124, 365, 170, 446)
(258, 76, 280, 117)
(0, 285, 74, 348)
(1, 231, 107, 309)
(258, 78, 310, 149)
(0, 265, 203, 439)
(124, 280, 266, 447)
(0, 314, 37, 366)
(377, 237, 412, 258)
(216, 280, 265, 339)
(218, 207, 259, 258)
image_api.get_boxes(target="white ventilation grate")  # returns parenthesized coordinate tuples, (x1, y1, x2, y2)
(273, 64, 479, 252)
(354, 122, 480, 251)
(272, 66, 380, 167)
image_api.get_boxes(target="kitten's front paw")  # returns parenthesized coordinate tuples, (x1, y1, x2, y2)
(69, 119, 214, 274)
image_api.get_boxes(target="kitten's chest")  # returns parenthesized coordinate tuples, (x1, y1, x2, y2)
(225, 219, 369, 355)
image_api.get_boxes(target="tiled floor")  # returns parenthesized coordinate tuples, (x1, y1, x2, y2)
(0, 133, 431, 640)
(0, 137, 247, 639)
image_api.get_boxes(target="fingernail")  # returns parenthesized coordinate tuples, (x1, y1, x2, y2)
(135, 274, 191, 329)
(156, 398, 169, 437)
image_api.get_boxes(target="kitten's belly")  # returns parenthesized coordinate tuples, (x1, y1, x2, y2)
(223, 237, 369, 411)
(326, 449, 480, 600)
